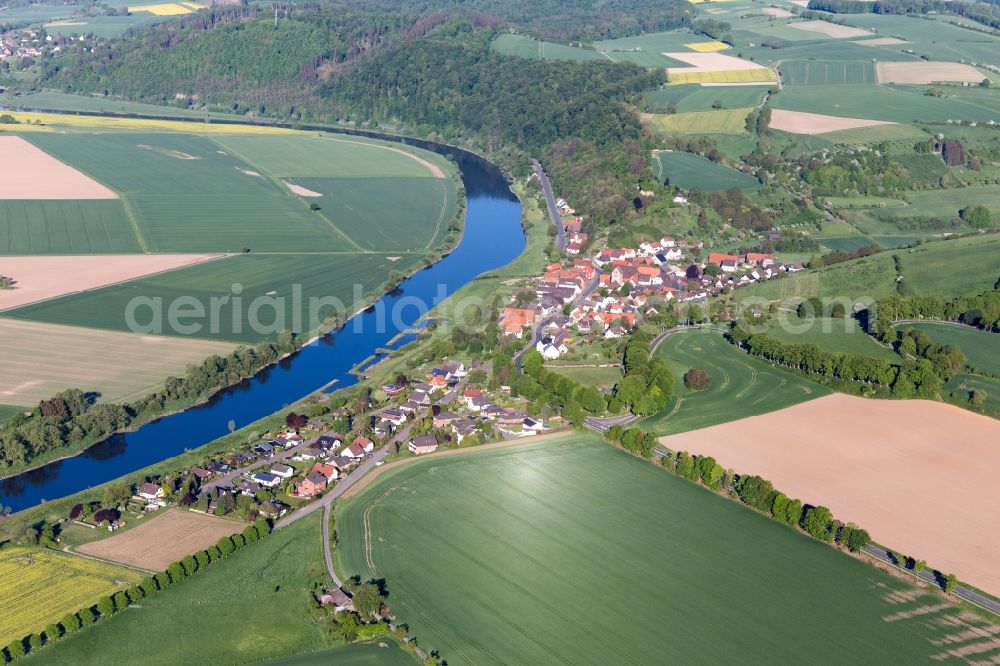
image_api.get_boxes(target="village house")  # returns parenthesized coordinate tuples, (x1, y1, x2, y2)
(250, 472, 281, 488)
(311, 462, 339, 481)
(270, 463, 294, 479)
(320, 587, 354, 612)
(136, 482, 164, 501)
(296, 471, 329, 497)
(408, 435, 440, 455)
(189, 467, 213, 482)
(452, 418, 478, 444)
(433, 411, 461, 428)
(342, 437, 374, 460)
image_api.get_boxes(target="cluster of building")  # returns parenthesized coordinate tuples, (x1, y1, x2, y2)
(0, 30, 58, 60)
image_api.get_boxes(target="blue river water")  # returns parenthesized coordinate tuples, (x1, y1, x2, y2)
(0, 139, 524, 511)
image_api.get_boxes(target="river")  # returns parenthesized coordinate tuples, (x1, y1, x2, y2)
(0, 132, 524, 512)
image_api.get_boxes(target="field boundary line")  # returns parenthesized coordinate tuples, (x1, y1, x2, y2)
(119, 194, 151, 252)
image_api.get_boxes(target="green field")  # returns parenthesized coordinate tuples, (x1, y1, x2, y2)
(820, 236, 879, 252)
(259, 644, 413, 666)
(641, 330, 829, 434)
(843, 186, 1000, 237)
(0, 91, 243, 120)
(947, 372, 1000, 413)
(548, 364, 622, 387)
(766, 316, 901, 360)
(780, 60, 876, 85)
(647, 108, 753, 135)
(0, 404, 22, 425)
(38, 515, 334, 665)
(4, 253, 421, 343)
(772, 84, 1000, 123)
(0, 200, 140, 254)
(593, 30, 715, 53)
(899, 322, 1000, 375)
(653, 151, 759, 192)
(491, 33, 686, 67)
(833, 13, 1000, 65)
(336, 434, 984, 664)
(646, 84, 767, 113)
(897, 235, 1000, 298)
(19, 132, 455, 254)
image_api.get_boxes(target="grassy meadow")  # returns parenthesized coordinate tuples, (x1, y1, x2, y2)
(0, 547, 144, 647)
(38, 515, 334, 665)
(548, 364, 623, 387)
(640, 329, 829, 434)
(896, 235, 1000, 298)
(899, 322, 1000, 375)
(764, 316, 901, 360)
(653, 151, 759, 192)
(335, 433, 982, 664)
(4, 253, 422, 343)
(771, 84, 1000, 123)
(259, 643, 414, 665)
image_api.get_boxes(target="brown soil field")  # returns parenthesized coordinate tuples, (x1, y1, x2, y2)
(770, 109, 896, 134)
(0, 254, 220, 311)
(0, 318, 236, 406)
(790, 20, 873, 38)
(855, 37, 909, 46)
(661, 394, 1000, 597)
(282, 181, 323, 197)
(664, 51, 771, 74)
(876, 61, 988, 84)
(77, 509, 244, 571)
(0, 136, 119, 200)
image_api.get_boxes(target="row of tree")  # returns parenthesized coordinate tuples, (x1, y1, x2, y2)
(868, 288, 1000, 341)
(2, 518, 271, 663)
(806, 0, 1000, 31)
(0, 333, 302, 472)
(502, 349, 606, 426)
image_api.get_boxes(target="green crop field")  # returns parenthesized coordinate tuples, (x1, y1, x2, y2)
(0, 200, 140, 255)
(646, 84, 767, 113)
(335, 433, 985, 665)
(640, 330, 829, 434)
(844, 186, 1000, 237)
(647, 108, 753, 135)
(653, 151, 759, 192)
(899, 322, 1000, 375)
(4, 253, 422, 343)
(765, 316, 901, 360)
(593, 30, 716, 53)
(740, 253, 898, 301)
(772, 84, 1000, 123)
(820, 236, 879, 252)
(20, 132, 455, 255)
(38, 515, 335, 665)
(288, 177, 455, 252)
(0, 91, 243, 120)
(835, 13, 1000, 65)
(259, 643, 413, 666)
(780, 60, 876, 85)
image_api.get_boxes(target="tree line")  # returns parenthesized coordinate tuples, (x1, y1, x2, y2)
(494, 349, 607, 426)
(0, 333, 302, 472)
(868, 287, 1000, 340)
(612, 331, 675, 416)
(1, 518, 271, 663)
(807, 0, 1000, 31)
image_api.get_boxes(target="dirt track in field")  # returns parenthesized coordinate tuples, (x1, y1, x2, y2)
(0, 253, 220, 311)
(770, 109, 896, 135)
(0, 136, 119, 200)
(661, 394, 1000, 597)
(77, 509, 244, 571)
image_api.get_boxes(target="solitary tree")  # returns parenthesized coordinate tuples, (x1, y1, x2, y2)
(684, 367, 712, 391)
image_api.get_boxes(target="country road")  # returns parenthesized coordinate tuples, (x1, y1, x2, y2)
(863, 544, 1000, 617)
(532, 158, 565, 253)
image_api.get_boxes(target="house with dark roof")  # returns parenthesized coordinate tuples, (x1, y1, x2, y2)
(408, 435, 439, 455)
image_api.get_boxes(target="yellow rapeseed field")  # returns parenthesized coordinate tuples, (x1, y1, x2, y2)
(668, 69, 777, 84)
(685, 41, 729, 52)
(1, 111, 310, 135)
(0, 547, 143, 645)
(128, 1, 205, 15)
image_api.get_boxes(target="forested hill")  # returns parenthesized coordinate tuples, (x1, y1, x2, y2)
(41, 4, 672, 224)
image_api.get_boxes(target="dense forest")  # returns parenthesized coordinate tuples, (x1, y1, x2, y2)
(806, 0, 1000, 30)
(42, 6, 669, 224)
